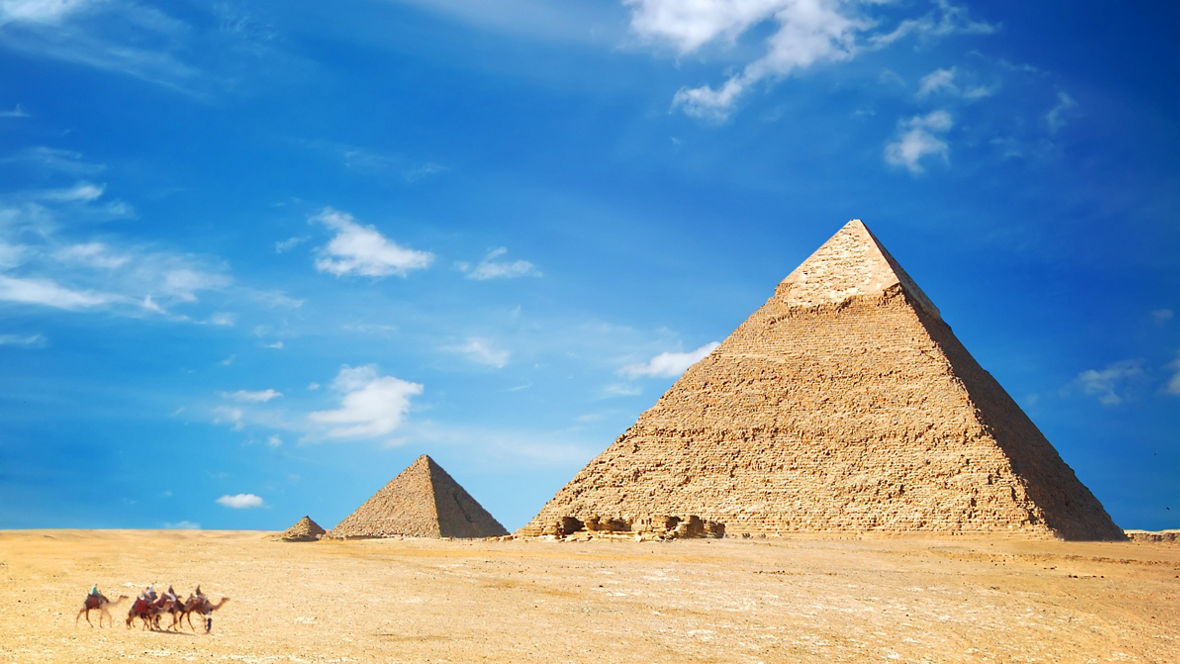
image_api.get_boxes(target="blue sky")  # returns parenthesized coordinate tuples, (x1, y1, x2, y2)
(1, 0, 1176, 533)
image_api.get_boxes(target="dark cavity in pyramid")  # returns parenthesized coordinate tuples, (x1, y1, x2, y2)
(522, 220, 1123, 541)
(330, 454, 508, 539)
(281, 515, 326, 542)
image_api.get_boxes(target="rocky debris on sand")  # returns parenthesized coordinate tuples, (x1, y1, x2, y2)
(1124, 529, 1180, 543)
(537, 514, 725, 540)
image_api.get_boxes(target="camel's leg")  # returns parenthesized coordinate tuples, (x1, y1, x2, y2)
(185, 610, 195, 631)
(75, 607, 90, 627)
(99, 607, 110, 627)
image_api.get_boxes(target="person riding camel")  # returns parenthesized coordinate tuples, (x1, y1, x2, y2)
(165, 585, 178, 603)
(140, 584, 157, 601)
(89, 584, 99, 597)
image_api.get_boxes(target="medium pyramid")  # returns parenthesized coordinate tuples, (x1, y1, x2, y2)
(330, 454, 508, 538)
(281, 515, 326, 541)
(522, 220, 1123, 540)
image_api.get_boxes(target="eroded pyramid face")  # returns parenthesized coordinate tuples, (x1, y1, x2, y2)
(330, 455, 508, 539)
(522, 220, 1123, 541)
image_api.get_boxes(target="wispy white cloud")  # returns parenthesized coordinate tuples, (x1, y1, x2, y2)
(443, 337, 510, 368)
(620, 341, 720, 378)
(629, 0, 996, 121)
(307, 364, 423, 440)
(0, 182, 240, 320)
(885, 110, 953, 173)
(0, 242, 27, 269)
(311, 207, 433, 278)
(1075, 360, 1144, 406)
(216, 493, 264, 509)
(274, 235, 306, 253)
(603, 382, 642, 397)
(917, 67, 956, 97)
(0, 332, 46, 347)
(39, 181, 105, 202)
(213, 405, 244, 429)
(456, 247, 541, 280)
(1151, 308, 1173, 325)
(207, 312, 235, 327)
(54, 242, 128, 269)
(1045, 90, 1077, 132)
(297, 139, 448, 183)
(0, 274, 116, 309)
(915, 66, 995, 100)
(662, 0, 863, 121)
(0, 1, 204, 96)
(223, 388, 282, 403)
(0, 146, 105, 176)
(1165, 353, 1180, 397)
(866, 0, 996, 48)
(0, 0, 94, 24)
(266, 434, 282, 447)
(0, 104, 29, 117)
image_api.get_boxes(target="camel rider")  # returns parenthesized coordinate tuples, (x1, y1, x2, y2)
(194, 585, 205, 599)
(89, 584, 99, 597)
(165, 585, 178, 603)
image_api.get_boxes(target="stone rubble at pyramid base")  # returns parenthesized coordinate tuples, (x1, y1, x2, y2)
(533, 514, 726, 540)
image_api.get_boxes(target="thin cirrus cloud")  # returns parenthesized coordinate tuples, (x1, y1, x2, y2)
(1164, 353, 1180, 397)
(1045, 90, 1077, 132)
(0, 0, 205, 97)
(916, 67, 995, 100)
(310, 207, 433, 278)
(456, 247, 540, 280)
(307, 364, 424, 440)
(0, 274, 115, 309)
(884, 110, 953, 174)
(0, 332, 46, 347)
(223, 388, 283, 403)
(1074, 360, 1144, 406)
(0, 181, 247, 317)
(443, 337, 511, 368)
(215, 493, 264, 509)
(620, 341, 720, 378)
(627, 0, 995, 121)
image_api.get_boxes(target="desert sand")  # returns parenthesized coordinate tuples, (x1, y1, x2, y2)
(1, 530, 1177, 663)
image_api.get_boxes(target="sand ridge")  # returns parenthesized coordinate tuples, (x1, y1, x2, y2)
(1, 529, 1177, 663)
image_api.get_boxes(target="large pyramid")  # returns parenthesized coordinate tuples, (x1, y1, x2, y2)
(522, 220, 1123, 540)
(330, 454, 508, 538)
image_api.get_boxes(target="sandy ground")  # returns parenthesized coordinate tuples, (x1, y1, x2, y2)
(1, 530, 1177, 663)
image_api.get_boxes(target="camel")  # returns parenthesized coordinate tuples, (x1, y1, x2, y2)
(75, 593, 128, 627)
(126, 594, 169, 630)
(179, 593, 229, 633)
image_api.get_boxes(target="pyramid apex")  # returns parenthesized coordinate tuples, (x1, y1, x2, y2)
(781, 220, 940, 318)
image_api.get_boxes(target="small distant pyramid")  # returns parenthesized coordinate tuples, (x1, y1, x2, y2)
(281, 515, 326, 542)
(330, 455, 508, 539)
(522, 220, 1123, 540)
